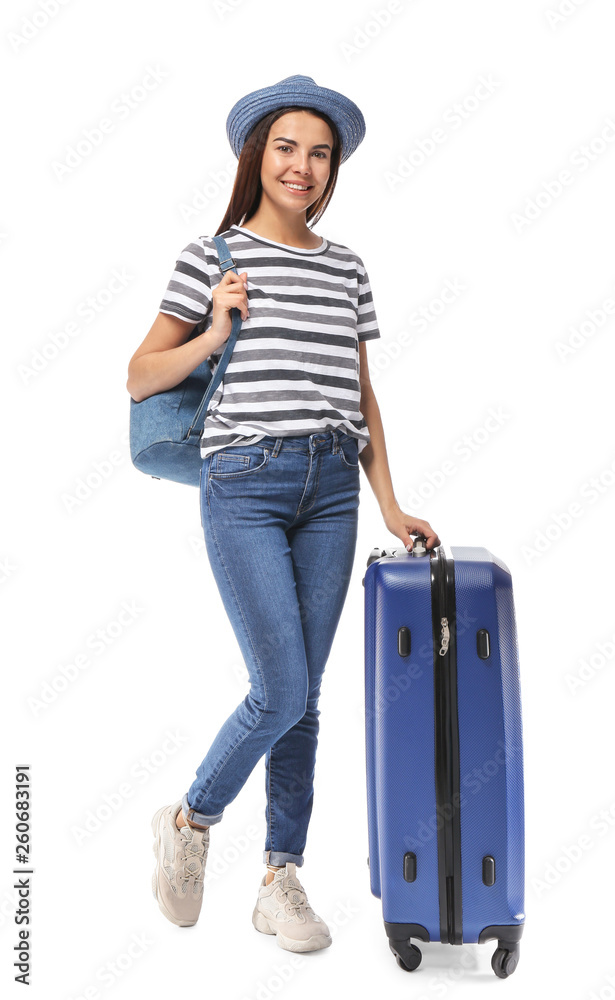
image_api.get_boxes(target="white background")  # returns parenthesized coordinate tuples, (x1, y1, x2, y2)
(3, 0, 615, 997)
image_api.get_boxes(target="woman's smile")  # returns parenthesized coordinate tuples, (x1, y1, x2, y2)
(280, 180, 313, 195)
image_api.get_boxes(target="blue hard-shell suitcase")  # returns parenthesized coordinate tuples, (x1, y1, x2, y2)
(363, 541, 525, 978)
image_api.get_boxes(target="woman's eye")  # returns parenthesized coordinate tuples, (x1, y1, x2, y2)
(276, 146, 327, 158)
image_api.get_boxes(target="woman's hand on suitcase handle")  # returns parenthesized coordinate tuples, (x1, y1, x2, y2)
(383, 506, 441, 552)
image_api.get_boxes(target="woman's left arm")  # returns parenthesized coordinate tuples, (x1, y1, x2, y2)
(357, 342, 441, 552)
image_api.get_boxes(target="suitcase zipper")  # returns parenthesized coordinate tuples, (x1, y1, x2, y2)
(439, 617, 450, 656)
(431, 547, 463, 946)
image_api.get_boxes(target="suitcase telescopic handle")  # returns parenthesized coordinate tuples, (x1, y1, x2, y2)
(365, 535, 429, 567)
(411, 534, 428, 557)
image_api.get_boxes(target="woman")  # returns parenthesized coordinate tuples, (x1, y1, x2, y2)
(127, 74, 440, 952)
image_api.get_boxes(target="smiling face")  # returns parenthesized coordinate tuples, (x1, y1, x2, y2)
(258, 110, 334, 218)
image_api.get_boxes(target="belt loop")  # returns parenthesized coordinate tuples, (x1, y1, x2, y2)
(272, 438, 282, 458)
(332, 429, 339, 454)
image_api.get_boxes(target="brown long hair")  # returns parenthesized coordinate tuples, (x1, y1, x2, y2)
(215, 106, 341, 236)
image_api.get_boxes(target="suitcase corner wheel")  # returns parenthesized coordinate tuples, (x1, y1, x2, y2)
(491, 945, 519, 979)
(389, 941, 423, 973)
(384, 923, 427, 972)
(479, 924, 523, 979)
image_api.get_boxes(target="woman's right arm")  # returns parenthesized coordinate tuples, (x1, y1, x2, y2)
(126, 313, 217, 402)
(126, 268, 249, 403)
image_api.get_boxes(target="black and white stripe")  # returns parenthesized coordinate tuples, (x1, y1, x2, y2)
(158, 224, 381, 458)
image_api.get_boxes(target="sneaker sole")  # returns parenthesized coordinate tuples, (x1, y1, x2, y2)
(252, 906, 332, 953)
(151, 806, 198, 928)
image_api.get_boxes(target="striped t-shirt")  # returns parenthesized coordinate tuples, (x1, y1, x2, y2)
(158, 223, 381, 459)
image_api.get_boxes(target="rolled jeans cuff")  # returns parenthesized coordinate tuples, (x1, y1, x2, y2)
(263, 849, 304, 868)
(181, 793, 224, 829)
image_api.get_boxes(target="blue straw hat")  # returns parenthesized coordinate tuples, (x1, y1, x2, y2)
(226, 74, 366, 165)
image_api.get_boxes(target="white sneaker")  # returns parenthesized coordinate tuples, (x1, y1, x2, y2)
(252, 863, 332, 953)
(151, 802, 209, 927)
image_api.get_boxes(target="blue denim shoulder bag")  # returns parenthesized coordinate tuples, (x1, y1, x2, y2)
(129, 235, 242, 487)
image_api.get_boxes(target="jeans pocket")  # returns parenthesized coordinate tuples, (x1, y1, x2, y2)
(338, 435, 359, 469)
(209, 445, 271, 479)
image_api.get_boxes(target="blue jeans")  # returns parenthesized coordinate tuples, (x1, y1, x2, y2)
(182, 429, 361, 868)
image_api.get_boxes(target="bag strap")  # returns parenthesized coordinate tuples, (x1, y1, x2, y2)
(186, 234, 243, 438)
